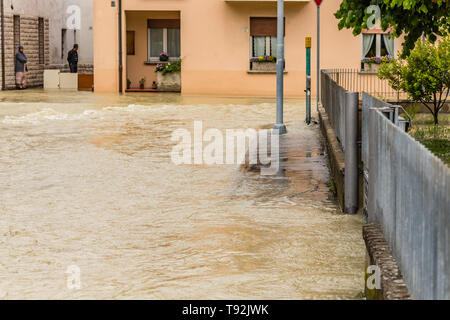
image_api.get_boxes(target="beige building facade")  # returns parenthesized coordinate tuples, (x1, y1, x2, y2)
(92, 0, 403, 96)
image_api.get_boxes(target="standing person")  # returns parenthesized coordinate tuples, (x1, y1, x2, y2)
(67, 44, 79, 73)
(15, 45, 28, 90)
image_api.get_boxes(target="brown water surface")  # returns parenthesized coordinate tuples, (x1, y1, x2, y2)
(0, 90, 365, 299)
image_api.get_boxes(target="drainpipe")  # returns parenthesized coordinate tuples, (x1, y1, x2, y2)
(118, 0, 123, 93)
(1, 0, 5, 90)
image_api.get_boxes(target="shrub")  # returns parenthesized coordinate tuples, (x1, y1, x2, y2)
(378, 37, 449, 125)
(155, 60, 181, 75)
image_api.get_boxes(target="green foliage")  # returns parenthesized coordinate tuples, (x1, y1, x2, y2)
(139, 77, 146, 85)
(410, 124, 450, 165)
(155, 60, 182, 75)
(378, 37, 449, 124)
(335, 0, 450, 57)
(404, 103, 422, 120)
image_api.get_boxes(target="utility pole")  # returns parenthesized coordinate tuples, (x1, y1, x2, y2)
(1, 0, 5, 90)
(274, 0, 287, 134)
(305, 37, 311, 125)
(315, 0, 323, 111)
(118, 0, 123, 93)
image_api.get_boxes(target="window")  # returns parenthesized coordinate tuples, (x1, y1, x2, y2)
(61, 28, 67, 60)
(13, 15, 20, 52)
(147, 19, 180, 61)
(362, 33, 395, 58)
(250, 18, 281, 58)
(249, 17, 285, 71)
(127, 31, 135, 55)
(38, 18, 45, 65)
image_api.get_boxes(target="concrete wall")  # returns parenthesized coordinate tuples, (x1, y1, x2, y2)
(94, 0, 404, 95)
(62, 0, 94, 65)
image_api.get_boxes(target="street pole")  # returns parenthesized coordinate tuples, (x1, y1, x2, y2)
(118, 0, 123, 93)
(305, 37, 311, 125)
(1, 0, 5, 90)
(274, 0, 287, 134)
(316, 4, 320, 111)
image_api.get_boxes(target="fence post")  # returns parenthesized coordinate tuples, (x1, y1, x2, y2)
(344, 92, 359, 214)
(367, 107, 377, 222)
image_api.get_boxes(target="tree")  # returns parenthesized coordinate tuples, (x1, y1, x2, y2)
(378, 37, 449, 125)
(335, 0, 450, 57)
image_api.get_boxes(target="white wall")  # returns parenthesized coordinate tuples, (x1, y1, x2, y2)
(63, 0, 94, 65)
(4, 0, 93, 65)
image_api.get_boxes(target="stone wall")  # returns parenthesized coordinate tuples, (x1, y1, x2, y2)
(363, 223, 411, 300)
(0, 15, 50, 89)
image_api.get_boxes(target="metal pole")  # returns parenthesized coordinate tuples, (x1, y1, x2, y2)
(1, 0, 5, 90)
(344, 92, 359, 214)
(274, 0, 287, 134)
(316, 4, 320, 111)
(306, 37, 311, 125)
(367, 107, 377, 222)
(118, 0, 123, 93)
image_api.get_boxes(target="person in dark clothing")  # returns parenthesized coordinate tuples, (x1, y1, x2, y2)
(67, 44, 79, 73)
(15, 45, 28, 89)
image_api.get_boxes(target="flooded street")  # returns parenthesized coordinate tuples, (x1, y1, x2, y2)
(0, 90, 365, 299)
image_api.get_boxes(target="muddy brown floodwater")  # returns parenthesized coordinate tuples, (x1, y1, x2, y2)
(0, 90, 365, 299)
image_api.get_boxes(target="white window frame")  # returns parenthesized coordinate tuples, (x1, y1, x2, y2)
(361, 33, 396, 59)
(148, 27, 180, 62)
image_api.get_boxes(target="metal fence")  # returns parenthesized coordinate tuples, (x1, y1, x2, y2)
(327, 68, 408, 101)
(321, 70, 347, 150)
(321, 70, 360, 213)
(362, 93, 450, 300)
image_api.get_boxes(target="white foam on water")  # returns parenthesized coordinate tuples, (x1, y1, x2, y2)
(102, 104, 170, 113)
(1, 108, 100, 124)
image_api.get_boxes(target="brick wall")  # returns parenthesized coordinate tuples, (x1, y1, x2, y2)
(0, 14, 50, 89)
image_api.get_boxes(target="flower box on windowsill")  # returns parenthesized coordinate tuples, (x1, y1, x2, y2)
(362, 63, 380, 73)
(251, 61, 277, 72)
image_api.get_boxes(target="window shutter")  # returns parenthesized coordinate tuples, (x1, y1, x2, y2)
(250, 17, 284, 37)
(148, 19, 180, 29)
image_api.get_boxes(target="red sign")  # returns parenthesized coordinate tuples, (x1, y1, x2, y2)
(314, 0, 323, 6)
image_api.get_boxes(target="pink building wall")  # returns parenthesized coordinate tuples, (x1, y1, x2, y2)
(94, 0, 403, 96)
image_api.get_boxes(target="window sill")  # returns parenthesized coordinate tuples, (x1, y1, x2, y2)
(144, 59, 180, 65)
(247, 70, 287, 74)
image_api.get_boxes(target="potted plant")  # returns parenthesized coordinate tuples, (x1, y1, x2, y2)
(159, 52, 169, 62)
(155, 61, 181, 92)
(127, 78, 131, 89)
(250, 55, 277, 72)
(362, 55, 393, 73)
(139, 77, 146, 89)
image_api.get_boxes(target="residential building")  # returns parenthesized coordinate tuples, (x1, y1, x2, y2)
(94, 0, 403, 96)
